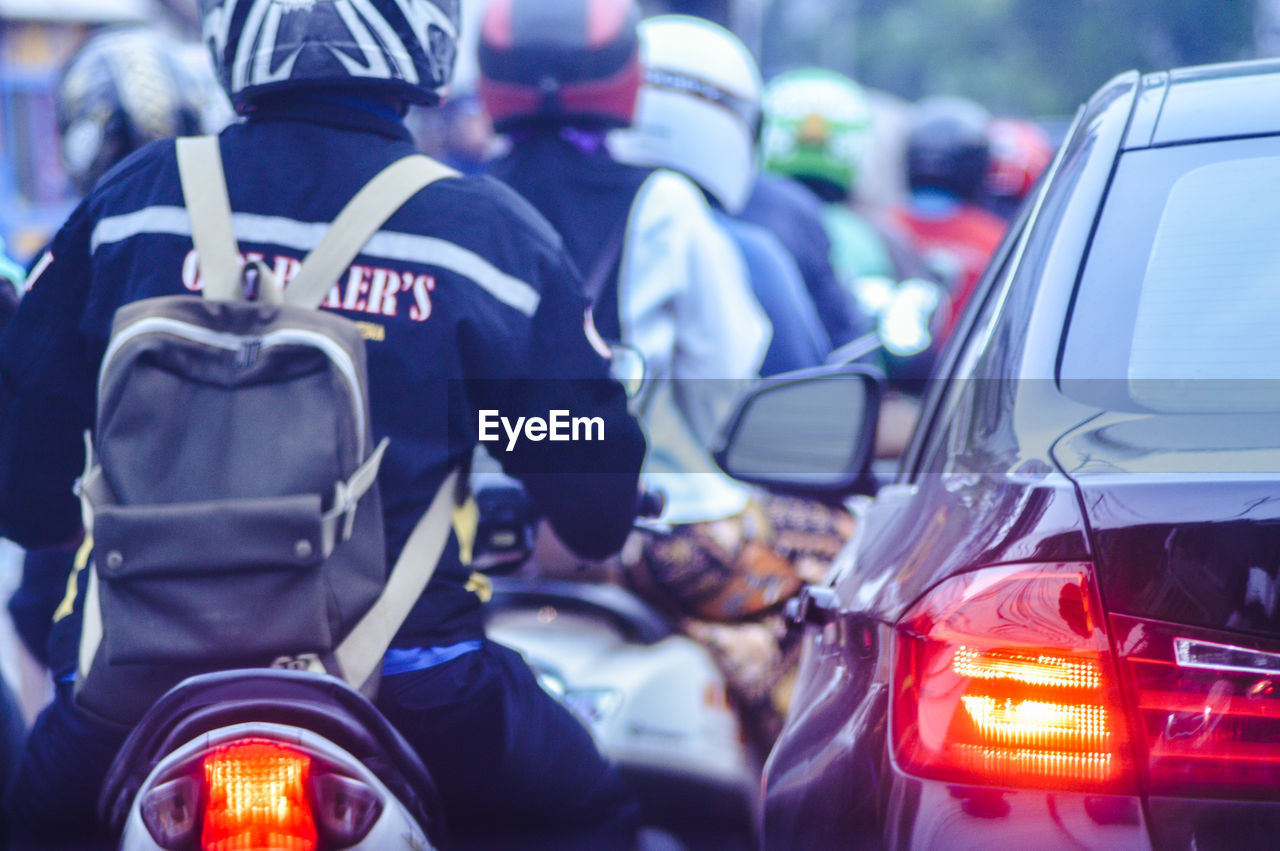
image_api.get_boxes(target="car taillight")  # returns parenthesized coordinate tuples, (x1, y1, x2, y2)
(892, 562, 1135, 793)
(1112, 614, 1280, 799)
(201, 740, 318, 851)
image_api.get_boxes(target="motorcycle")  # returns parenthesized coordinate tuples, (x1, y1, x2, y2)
(474, 480, 760, 850)
(97, 343, 669, 851)
(102, 667, 443, 850)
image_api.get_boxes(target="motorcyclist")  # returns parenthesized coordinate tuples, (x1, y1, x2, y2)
(6, 26, 222, 676)
(479, 1, 783, 536)
(740, 167, 874, 349)
(759, 69, 926, 297)
(480, 0, 772, 372)
(0, 2, 648, 848)
(887, 96, 1010, 333)
(608, 15, 856, 747)
(606, 15, 832, 376)
(55, 27, 214, 197)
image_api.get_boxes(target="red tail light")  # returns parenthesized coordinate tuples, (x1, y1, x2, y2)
(1112, 614, 1280, 799)
(201, 740, 318, 851)
(892, 563, 1135, 793)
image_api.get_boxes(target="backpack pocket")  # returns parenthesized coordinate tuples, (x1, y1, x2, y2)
(93, 493, 332, 665)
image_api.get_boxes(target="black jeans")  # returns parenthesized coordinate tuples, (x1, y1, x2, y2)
(4, 640, 639, 850)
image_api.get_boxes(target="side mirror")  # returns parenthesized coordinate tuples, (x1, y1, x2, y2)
(608, 342, 645, 399)
(715, 365, 881, 496)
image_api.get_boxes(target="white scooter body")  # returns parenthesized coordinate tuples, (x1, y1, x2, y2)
(102, 668, 443, 851)
(119, 722, 432, 851)
(484, 579, 759, 843)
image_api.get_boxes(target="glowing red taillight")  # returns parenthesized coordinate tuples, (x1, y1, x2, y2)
(1113, 614, 1280, 799)
(892, 563, 1135, 793)
(201, 740, 318, 851)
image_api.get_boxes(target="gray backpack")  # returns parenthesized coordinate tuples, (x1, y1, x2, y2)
(74, 136, 459, 724)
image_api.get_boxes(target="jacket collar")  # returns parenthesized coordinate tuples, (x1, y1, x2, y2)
(242, 94, 414, 143)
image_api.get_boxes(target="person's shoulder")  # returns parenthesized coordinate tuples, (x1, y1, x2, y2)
(753, 172, 825, 215)
(89, 137, 179, 202)
(721, 215, 783, 258)
(430, 171, 566, 253)
(720, 214, 801, 279)
(633, 169, 715, 226)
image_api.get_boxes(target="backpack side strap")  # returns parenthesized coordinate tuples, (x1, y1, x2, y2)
(284, 155, 459, 310)
(332, 467, 461, 691)
(176, 137, 242, 302)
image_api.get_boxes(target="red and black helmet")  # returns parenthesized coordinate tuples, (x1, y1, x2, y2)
(478, 0, 641, 132)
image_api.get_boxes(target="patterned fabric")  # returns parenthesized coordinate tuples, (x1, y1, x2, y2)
(627, 493, 853, 746)
(629, 494, 853, 622)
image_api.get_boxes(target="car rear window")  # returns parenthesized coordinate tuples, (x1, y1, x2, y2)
(1060, 135, 1280, 412)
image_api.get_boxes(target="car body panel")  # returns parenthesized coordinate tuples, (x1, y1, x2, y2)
(1149, 59, 1280, 147)
(765, 59, 1280, 850)
(1055, 411, 1280, 634)
(760, 60, 1280, 849)
(1122, 73, 1169, 151)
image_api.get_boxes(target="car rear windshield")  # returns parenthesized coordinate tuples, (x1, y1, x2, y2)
(1060, 135, 1280, 412)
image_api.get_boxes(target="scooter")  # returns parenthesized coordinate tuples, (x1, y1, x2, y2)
(103, 667, 443, 850)
(474, 480, 760, 850)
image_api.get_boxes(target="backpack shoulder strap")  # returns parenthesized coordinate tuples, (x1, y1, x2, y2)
(176, 136, 242, 302)
(332, 467, 460, 691)
(285, 155, 459, 310)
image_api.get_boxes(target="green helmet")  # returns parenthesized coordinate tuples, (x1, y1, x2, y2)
(761, 68, 872, 199)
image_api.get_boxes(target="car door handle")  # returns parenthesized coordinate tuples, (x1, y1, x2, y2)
(786, 584, 840, 628)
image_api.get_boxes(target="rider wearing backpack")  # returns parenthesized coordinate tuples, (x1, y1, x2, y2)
(0, 2, 647, 848)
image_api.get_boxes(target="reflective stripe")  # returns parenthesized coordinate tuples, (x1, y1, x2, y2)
(90, 207, 192, 253)
(22, 251, 53, 293)
(381, 641, 483, 676)
(90, 206, 542, 317)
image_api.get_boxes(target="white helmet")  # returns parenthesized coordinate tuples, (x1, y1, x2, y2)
(611, 15, 762, 214)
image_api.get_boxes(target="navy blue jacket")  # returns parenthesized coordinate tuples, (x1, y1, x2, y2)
(715, 214, 830, 375)
(0, 103, 645, 655)
(486, 130, 651, 341)
(741, 173, 873, 347)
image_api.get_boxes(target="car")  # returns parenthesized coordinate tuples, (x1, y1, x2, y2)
(716, 58, 1280, 850)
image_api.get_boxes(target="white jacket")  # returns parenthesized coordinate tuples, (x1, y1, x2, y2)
(619, 169, 771, 524)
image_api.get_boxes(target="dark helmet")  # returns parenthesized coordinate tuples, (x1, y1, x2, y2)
(56, 27, 208, 194)
(197, 0, 459, 112)
(906, 96, 991, 201)
(478, 0, 641, 133)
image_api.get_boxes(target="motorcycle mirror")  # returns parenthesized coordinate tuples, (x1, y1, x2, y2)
(715, 365, 882, 496)
(608, 342, 646, 398)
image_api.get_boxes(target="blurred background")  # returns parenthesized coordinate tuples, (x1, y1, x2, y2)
(0, 0, 1266, 264)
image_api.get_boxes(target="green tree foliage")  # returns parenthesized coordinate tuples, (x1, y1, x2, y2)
(762, 0, 1257, 116)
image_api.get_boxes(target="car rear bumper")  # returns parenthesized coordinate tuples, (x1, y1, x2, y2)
(883, 773, 1150, 850)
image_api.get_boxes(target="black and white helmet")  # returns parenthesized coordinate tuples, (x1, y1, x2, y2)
(57, 27, 211, 195)
(197, 0, 460, 111)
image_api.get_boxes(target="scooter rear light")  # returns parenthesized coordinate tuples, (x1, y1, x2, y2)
(892, 563, 1135, 793)
(310, 772, 383, 846)
(140, 774, 201, 850)
(1112, 614, 1280, 799)
(200, 739, 317, 851)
